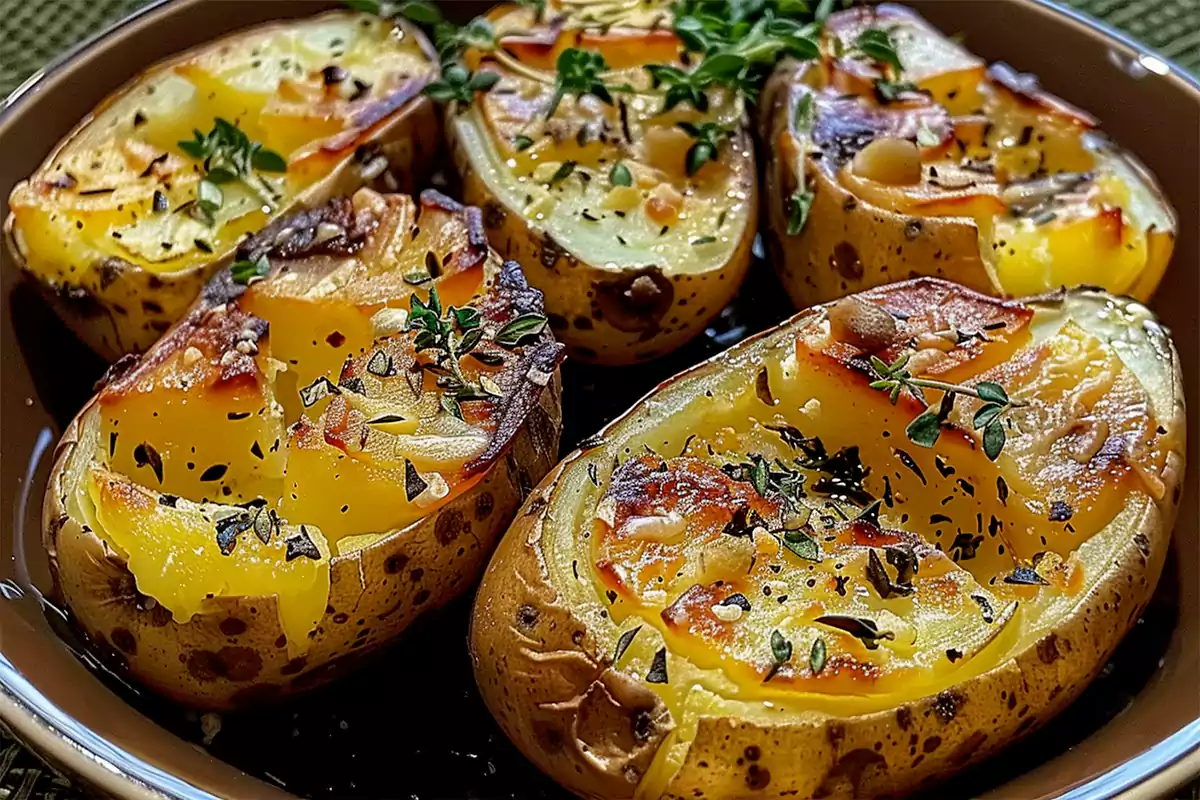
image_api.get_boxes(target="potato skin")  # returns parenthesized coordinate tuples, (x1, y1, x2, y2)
(470, 462, 675, 799)
(44, 365, 561, 710)
(447, 117, 756, 366)
(470, 285, 1185, 799)
(759, 64, 994, 311)
(3, 15, 440, 362)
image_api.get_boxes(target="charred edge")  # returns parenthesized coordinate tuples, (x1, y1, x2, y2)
(238, 196, 373, 262)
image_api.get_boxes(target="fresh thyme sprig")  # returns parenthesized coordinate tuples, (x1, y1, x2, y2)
(407, 287, 490, 418)
(677, 121, 734, 176)
(405, 287, 547, 417)
(868, 354, 1025, 460)
(177, 119, 286, 225)
(424, 63, 501, 106)
(547, 49, 637, 116)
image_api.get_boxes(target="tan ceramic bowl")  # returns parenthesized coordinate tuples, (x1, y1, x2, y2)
(1, 1, 1197, 798)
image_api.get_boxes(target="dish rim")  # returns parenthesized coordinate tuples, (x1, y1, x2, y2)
(0, 1, 1197, 798)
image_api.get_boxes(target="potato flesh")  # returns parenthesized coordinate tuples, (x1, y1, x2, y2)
(793, 5, 1174, 300)
(8, 14, 434, 282)
(79, 194, 507, 644)
(585, 283, 1166, 710)
(457, 2, 753, 276)
(86, 464, 330, 652)
(98, 308, 286, 504)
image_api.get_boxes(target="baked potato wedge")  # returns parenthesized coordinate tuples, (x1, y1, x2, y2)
(44, 188, 565, 709)
(760, 4, 1176, 308)
(6, 11, 440, 360)
(446, 1, 756, 364)
(470, 278, 1184, 799)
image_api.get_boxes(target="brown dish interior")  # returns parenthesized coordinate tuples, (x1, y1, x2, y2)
(1, 1, 1197, 798)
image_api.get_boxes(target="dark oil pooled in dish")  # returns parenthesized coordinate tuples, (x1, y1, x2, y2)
(18, 242, 1180, 800)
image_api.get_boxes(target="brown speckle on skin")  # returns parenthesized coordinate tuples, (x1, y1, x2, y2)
(219, 617, 247, 637)
(592, 267, 674, 334)
(186, 647, 263, 683)
(534, 722, 564, 754)
(896, 707, 913, 730)
(516, 604, 539, 631)
(111, 627, 137, 655)
(1037, 633, 1061, 665)
(475, 492, 495, 521)
(745, 764, 770, 790)
(931, 690, 965, 724)
(831, 241, 863, 281)
(434, 508, 467, 545)
(922, 736, 942, 753)
(280, 656, 308, 676)
(384, 553, 409, 575)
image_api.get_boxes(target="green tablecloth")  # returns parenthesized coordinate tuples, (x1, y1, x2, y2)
(0, 0, 1197, 94)
(0, 0, 1196, 798)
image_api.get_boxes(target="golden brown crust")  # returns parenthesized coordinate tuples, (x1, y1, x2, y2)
(759, 63, 995, 312)
(3, 14, 440, 361)
(45, 368, 562, 710)
(470, 282, 1185, 799)
(42, 191, 567, 709)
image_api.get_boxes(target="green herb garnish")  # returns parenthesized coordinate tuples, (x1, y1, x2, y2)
(230, 255, 270, 285)
(177, 118, 287, 225)
(609, 162, 633, 187)
(766, 629, 793, 681)
(424, 63, 501, 106)
(677, 121, 732, 176)
(851, 28, 903, 75)
(495, 313, 549, 347)
(869, 354, 1024, 460)
(406, 287, 492, 418)
(809, 636, 827, 675)
(786, 188, 814, 235)
(548, 48, 621, 117)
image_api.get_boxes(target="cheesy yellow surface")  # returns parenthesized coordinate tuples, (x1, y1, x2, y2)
(67, 193, 522, 649)
(455, 1, 754, 276)
(786, 4, 1174, 299)
(530, 281, 1175, 793)
(8, 13, 435, 282)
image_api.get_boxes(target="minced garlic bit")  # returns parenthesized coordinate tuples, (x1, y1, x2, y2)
(371, 307, 409, 338)
(712, 602, 744, 622)
(182, 346, 204, 366)
(414, 472, 450, 509)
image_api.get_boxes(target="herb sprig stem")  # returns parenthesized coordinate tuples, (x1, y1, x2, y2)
(869, 354, 1026, 460)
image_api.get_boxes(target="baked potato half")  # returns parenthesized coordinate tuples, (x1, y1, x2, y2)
(446, 1, 756, 364)
(44, 188, 565, 709)
(760, 4, 1176, 308)
(470, 278, 1184, 799)
(6, 11, 440, 360)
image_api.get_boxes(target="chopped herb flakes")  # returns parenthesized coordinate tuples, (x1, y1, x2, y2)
(404, 460, 428, 502)
(299, 377, 340, 408)
(815, 615, 895, 649)
(645, 647, 669, 683)
(133, 443, 164, 484)
(284, 526, 321, 561)
(614, 625, 642, 662)
(809, 636, 827, 675)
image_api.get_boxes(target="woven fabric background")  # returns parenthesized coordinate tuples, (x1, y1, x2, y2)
(0, 0, 1197, 93)
(0, 0, 1197, 798)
